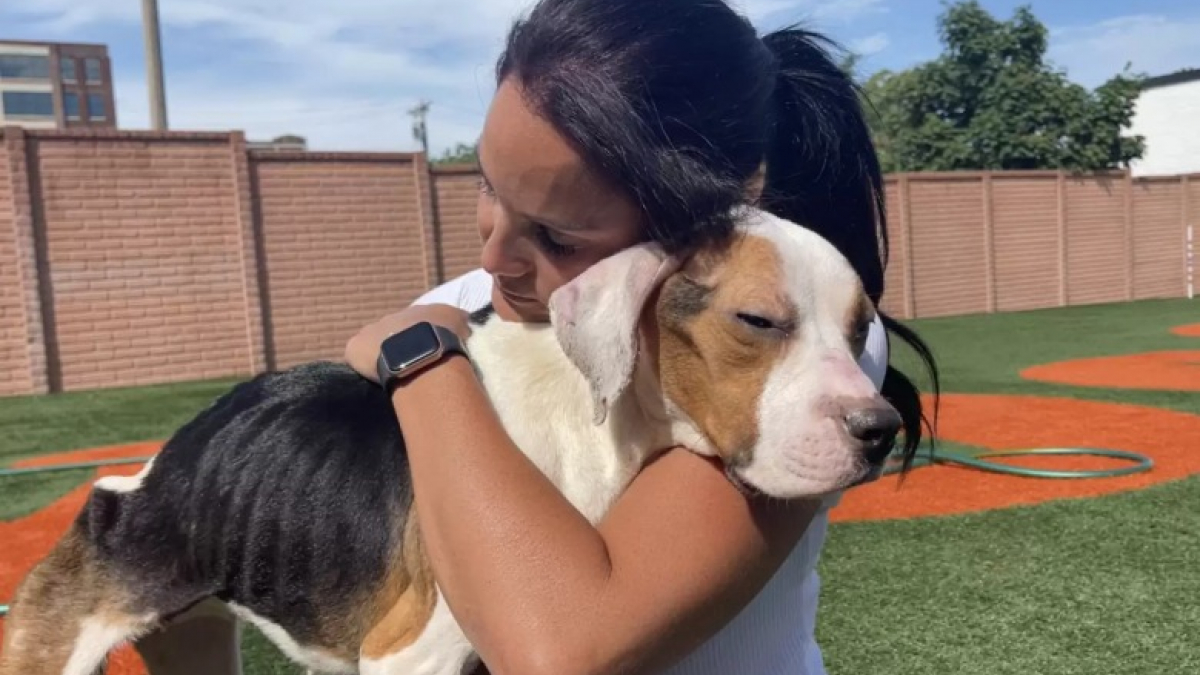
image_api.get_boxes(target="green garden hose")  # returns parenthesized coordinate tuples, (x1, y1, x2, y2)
(0, 456, 157, 478)
(0, 447, 1155, 619)
(881, 446, 1154, 479)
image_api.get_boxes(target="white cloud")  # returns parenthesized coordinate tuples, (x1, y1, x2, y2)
(1049, 13, 1200, 88)
(850, 32, 890, 58)
(732, 0, 886, 27)
(5, 0, 890, 154)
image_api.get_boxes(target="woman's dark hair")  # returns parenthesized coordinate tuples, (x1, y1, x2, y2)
(496, 0, 940, 466)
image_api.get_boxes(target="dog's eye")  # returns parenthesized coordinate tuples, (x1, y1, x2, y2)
(850, 320, 871, 348)
(736, 313, 776, 331)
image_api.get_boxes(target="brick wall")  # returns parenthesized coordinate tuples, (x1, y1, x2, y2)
(431, 165, 484, 281)
(32, 132, 253, 391)
(880, 171, 1194, 319)
(251, 152, 432, 370)
(1132, 177, 1186, 300)
(905, 175, 990, 317)
(0, 125, 1195, 396)
(0, 137, 27, 396)
(990, 175, 1062, 312)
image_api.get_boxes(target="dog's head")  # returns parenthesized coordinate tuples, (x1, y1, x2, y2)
(549, 206, 901, 499)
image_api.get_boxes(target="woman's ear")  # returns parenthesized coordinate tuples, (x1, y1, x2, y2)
(549, 243, 679, 424)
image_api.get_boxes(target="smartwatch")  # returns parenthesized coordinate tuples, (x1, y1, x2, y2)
(376, 322, 468, 390)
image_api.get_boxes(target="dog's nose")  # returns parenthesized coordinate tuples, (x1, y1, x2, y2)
(844, 405, 902, 464)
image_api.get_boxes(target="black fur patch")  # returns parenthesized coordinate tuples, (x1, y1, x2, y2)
(469, 303, 496, 325)
(81, 361, 414, 648)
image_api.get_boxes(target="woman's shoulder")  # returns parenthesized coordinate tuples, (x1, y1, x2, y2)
(411, 268, 494, 313)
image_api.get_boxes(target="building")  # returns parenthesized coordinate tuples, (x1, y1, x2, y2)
(0, 39, 116, 129)
(1128, 68, 1200, 177)
(248, 135, 309, 152)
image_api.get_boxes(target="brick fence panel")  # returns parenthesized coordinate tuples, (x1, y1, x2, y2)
(1191, 177, 1200, 296)
(33, 133, 252, 391)
(1064, 176, 1128, 306)
(432, 166, 483, 281)
(907, 175, 988, 317)
(879, 178, 911, 319)
(251, 153, 430, 370)
(1131, 178, 1185, 300)
(990, 175, 1062, 312)
(0, 137, 30, 396)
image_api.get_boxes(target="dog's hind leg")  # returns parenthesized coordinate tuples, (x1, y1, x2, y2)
(133, 599, 244, 675)
(0, 524, 158, 675)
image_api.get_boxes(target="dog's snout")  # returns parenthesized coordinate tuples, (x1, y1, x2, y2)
(844, 405, 902, 463)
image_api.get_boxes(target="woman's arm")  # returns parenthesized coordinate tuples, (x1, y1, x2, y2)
(392, 352, 819, 675)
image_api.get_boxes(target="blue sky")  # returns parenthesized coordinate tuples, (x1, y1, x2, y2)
(3, 0, 1198, 155)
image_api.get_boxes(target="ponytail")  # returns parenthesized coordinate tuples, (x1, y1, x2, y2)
(759, 26, 941, 467)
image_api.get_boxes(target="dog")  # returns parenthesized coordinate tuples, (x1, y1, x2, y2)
(0, 206, 902, 675)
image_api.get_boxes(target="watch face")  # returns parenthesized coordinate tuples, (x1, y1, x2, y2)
(381, 322, 441, 373)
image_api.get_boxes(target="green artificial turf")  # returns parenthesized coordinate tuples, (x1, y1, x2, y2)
(0, 468, 94, 520)
(892, 297, 1199, 414)
(817, 475, 1200, 674)
(0, 377, 240, 466)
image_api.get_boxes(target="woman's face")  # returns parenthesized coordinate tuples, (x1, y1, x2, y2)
(475, 79, 644, 323)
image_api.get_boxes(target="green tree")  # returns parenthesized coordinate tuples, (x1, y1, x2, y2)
(433, 142, 479, 166)
(859, 1, 1145, 172)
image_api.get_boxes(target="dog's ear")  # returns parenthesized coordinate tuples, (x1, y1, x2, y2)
(550, 243, 678, 425)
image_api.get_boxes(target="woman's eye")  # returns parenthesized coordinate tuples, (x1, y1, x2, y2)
(478, 177, 496, 197)
(534, 224, 577, 258)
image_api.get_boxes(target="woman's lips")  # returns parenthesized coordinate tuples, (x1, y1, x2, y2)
(498, 285, 538, 305)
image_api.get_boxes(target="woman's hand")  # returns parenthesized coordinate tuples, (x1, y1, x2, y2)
(343, 303, 472, 382)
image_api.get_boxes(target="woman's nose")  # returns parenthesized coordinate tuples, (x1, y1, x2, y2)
(479, 212, 531, 279)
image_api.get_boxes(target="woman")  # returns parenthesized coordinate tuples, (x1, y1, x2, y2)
(344, 1, 938, 674)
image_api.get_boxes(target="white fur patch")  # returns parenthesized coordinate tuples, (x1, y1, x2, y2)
(63, 613, 154, 675)
(93, 455, 157, 494)
(225, 603, 355, 674)
(359, 592, 476, 675)
(467, 320, 667, 523)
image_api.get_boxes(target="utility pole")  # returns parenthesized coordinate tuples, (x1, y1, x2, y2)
(409, 100, 431, 157)
(141, 0, 169, 130)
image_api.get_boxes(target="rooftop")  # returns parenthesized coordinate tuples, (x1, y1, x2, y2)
(1141, 68, 1200, 90)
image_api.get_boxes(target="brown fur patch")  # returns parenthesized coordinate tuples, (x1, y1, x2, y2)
(652, 234, 791, 464)
(359, 510, 439, 660)
(843, 284, 873, 358)
(0, 524, 144, 675)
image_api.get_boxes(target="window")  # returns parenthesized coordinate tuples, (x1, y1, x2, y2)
(87, 93, 107, 120)
(0, 54, 51, 79)
(60, 58, 77, 82)
(2, 91, 54, 117)
(84, 58, 102, 83)
(64, 92, 81, 119)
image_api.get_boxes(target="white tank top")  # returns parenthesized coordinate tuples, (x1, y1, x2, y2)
(413, 269, 889, 675)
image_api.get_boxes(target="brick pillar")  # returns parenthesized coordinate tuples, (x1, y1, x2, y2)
(412, 152, 443, 290)
(3, 127, 50, 394)
(229, 132, 270, 374)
